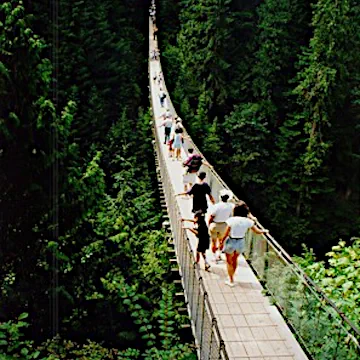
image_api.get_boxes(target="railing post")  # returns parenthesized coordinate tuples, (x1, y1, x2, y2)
(209, 317, 217, 360)
(199, 291, 207, 354)
(219, 339, 226, 360)
(263, 235, 269, 285)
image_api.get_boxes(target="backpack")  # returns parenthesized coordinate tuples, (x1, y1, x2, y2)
(187, 154, 203, 172)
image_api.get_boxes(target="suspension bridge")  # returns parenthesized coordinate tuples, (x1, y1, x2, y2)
(148, 18, 360, 360)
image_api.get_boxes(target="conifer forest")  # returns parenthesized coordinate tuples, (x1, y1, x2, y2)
(0, 0, 359, 359)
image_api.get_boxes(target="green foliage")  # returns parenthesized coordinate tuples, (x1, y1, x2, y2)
(295, 238, 360, 328)
(1, 0, 195, 358)
(221, 102, 272, 186)
(0, 314, 41, 359)
(293, 0, 360, 176)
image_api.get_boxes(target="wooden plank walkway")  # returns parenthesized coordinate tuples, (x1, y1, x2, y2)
(148, 20, 308, 360)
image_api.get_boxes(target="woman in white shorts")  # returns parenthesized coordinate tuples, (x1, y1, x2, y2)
(221, 202, 268, 287)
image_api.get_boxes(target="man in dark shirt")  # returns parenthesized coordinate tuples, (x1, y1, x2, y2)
(176, 172, 215, 214)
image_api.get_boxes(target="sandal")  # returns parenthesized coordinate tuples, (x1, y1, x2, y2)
(205, 263, 211, 272)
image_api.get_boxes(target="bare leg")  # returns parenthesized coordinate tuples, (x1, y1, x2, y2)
(211, 238, 217, 254)
(196, 252, 200, 263)
(232, 252, 240, 279)
(201, 252, 210, 271)
(219, 238, 225, 251)
(226, 253, 235, 283)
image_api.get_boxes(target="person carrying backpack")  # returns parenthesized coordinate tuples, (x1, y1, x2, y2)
(182, 149, 212, 190)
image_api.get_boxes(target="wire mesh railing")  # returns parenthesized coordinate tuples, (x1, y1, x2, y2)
(149, 15, 360, 360)
(247, 231, 360, 360)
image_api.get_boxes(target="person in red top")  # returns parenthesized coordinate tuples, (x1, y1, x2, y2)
(182, 149, 211, 192)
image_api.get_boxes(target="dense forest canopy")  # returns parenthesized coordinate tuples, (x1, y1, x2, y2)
(158, 0, 360, 255)
(0, 0, 195, 358)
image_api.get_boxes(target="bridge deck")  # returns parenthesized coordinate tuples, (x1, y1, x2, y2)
(149, 20, 308, 360)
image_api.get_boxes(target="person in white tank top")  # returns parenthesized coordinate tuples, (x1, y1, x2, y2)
(221, 202, 269, 287)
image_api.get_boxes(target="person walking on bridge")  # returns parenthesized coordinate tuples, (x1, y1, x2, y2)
(158, 115, 173, 145)
(208, 189, 235, 263)
(182, 210, 211, 271)
(174, 118, 183, 132)
(157, 71, 163, 86)
(221, 202, 268, 287)
(176, 171, 215, 214)
(172, 127, 184, 160)
(182, 149, 212, 192)
(158, 108, 172, 122)
(153, 26, 158, 41)
(158, 88, 166, 108)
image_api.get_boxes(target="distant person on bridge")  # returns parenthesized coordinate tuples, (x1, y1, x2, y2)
(150, 49, 157, 61)
(182, 149, 212, 191)
(174, 117, 183, 131)
(159, 88, 166, 108)
(172, 128, 184, 160)
(176, 171, 215, 214)
(182, 148, 197, 192)
(158, 115, 172, 144)
(208, 189, 235, 263)
(182, 210, 211, 271)
(153, 26, 158, 41)
(158, 108, 172, 122)
(157, 71, 163, 85)
(168, 120, 179, 159)
(221, 202, 268, 287)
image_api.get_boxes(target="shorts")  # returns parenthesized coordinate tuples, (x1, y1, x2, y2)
(223, 237, 245, 254)
(209, 222, 227, 241)
(197, 235, 210, 253)
(183, 171, 197, 184)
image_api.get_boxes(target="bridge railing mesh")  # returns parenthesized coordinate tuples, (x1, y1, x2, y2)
(149, 18, 360, 360)
(247, 231, 360, 360)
